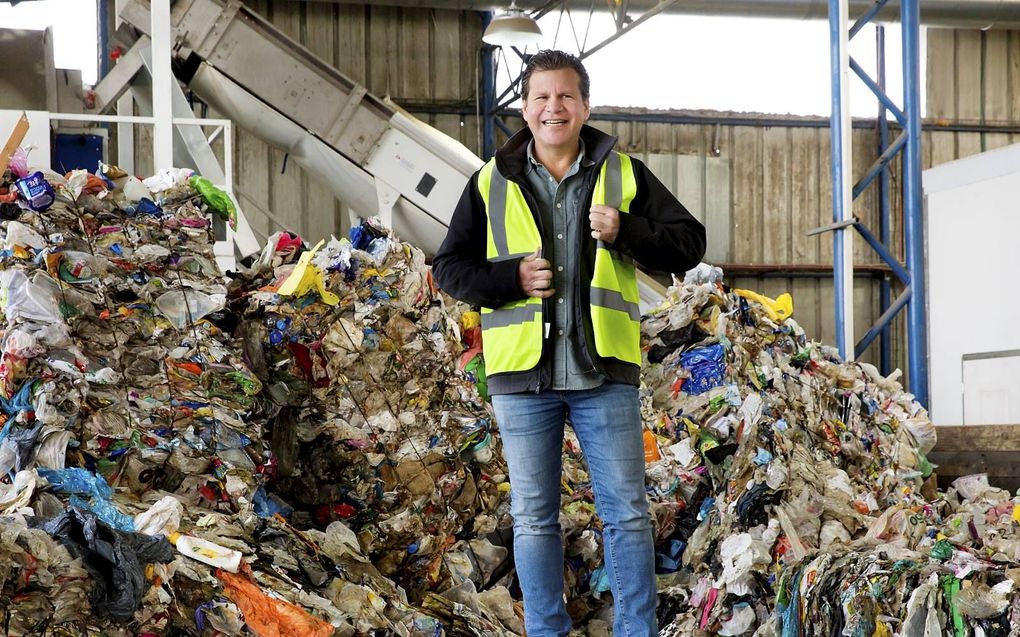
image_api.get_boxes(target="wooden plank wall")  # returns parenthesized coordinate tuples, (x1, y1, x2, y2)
(925, 28, 1020, 163)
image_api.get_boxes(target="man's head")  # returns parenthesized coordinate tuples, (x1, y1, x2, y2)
(520, 50, 591, 158)
(521, 50, 590, 102)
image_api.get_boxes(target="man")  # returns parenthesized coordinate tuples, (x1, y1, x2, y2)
(433, 50, 705, 637)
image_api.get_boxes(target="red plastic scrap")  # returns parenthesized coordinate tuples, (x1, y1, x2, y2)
(218, 569, 334, 637)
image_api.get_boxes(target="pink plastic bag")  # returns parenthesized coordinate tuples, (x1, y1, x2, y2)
(8, 147, 29, 179)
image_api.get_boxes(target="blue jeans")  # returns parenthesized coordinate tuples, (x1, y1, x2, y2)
(491, 383, 656, 637)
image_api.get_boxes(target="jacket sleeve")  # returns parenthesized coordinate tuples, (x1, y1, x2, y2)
(431, 172, 526, 309)
(610, 157, 707, 275)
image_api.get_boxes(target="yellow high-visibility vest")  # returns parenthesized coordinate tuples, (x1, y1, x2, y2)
(478, 151, 641, 375)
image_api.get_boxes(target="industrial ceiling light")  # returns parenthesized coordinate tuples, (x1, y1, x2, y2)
(482, 2, 543, 48)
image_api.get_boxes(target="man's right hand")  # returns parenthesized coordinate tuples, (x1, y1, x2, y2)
(518, 247, 556, 298)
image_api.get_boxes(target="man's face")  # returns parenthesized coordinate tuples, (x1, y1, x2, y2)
(521, 68, 590, 155)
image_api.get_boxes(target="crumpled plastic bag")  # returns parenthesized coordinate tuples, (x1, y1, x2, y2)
(8, 146, 30, 179)
(31, 507, 173, 621)
(277, 239, 340, 305)
(679, 343, 726, 395)
(0, 469, 37, 514)
(154, 289, 226, 329)
(189, 175, 237, 229)
(38, 467, 114, 499)
(955, 579, 1013, 619)
(733, 288, 794, 322)
(219, 569, 334, 637)
(144, 167, 194, 191)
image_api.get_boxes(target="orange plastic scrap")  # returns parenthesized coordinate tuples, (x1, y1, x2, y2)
(218, 569, 334, 637)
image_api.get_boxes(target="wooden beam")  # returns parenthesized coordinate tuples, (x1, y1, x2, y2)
(932, 424, 1020, 452)
(929, 424, 1020, 493)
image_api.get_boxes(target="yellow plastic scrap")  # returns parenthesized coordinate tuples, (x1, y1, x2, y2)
(1013, 504, 1020, 523)
(682, 417, 700, 438)
(733, 289, 794, 322)
(461, 311, 481, 329)
(277, 239, 340, 305)
(872, 620, 892, 637)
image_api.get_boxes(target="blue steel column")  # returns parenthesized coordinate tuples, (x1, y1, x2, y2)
(876, 25, 892, 376)
(828, 0, 850, 360)
(480, 12, 497, 160)
(901, 0, 929, 406)
(99, 0, 110, 80)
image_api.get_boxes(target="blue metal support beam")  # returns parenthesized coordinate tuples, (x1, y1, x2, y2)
(856, 287, 910, 358)
(849, 56, 907, 125)
(853, 218, 910, 285)
(480, 12, 496, 160)
(829, 0, 854, 360)
(493, 116, 515, 138)
(99, 0, 111, 81)
(901, 0, 928, 405)
(848, 0, 890, 39)
(852, 129, 906, 198)
(829, 0, 927, 405)
(876, 24, 893, 375)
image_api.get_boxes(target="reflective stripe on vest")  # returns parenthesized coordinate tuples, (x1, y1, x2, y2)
(590, 151, 641, 366)
(479, 161, 544, 375)
(477, 151, 641, 376)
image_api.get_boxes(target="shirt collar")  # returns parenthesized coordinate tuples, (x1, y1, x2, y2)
(525, 138, 595, 175)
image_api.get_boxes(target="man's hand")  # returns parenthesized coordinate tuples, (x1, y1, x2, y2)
(518, 247, 555, 298)
(589, 204, 620, 243)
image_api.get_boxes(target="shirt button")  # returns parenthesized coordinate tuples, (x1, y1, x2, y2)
(556, 203, 562, 209)
(558, 329, 564, 336)
(557, 298, 564, 304)
(557, 233, 564, 240)
(557, 266, 563, 272)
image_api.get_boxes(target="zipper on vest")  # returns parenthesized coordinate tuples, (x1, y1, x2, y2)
(576, 175, 601, 376)
(510, 178, 551, 393)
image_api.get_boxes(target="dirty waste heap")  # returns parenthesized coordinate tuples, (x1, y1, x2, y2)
(0, 165, 1018, 636)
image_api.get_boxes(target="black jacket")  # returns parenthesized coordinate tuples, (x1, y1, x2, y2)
(433, 124, 706, 394)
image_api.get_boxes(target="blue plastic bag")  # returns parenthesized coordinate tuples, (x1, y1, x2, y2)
(38, 467, 114, 499)
(680, 344, 726, 395)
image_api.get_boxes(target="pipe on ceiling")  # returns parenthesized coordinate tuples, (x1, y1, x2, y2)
(293, 0, 1020, 30)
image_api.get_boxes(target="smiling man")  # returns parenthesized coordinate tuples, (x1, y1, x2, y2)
(433, 50, 705, 637)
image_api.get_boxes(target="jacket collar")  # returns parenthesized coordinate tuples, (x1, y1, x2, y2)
(495, 124, 618, 180)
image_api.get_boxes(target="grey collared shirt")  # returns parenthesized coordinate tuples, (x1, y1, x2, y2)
(524, 140, 605, 391)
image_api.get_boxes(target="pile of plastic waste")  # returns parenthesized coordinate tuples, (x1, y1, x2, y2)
(0, 160, 517, 636)
(638, 265, 1020, 637)
(2, 156, 1019, 636)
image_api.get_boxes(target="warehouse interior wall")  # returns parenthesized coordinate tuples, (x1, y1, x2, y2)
(0, 28, 54, 111)
(112, 1, 1020, 375)
(926, 29, 1020, 161)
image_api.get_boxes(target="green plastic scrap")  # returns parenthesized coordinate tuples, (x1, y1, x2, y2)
(916, 450, 933, 478)
(941, 576, 965, 637)
(59, 300, 80, 318)
(189, 175, 238, 230)
(774, 571, 790, 607)
(227, 370, 262, 395)
(930, 539, 954, 561)
(464, 355, 488, 401)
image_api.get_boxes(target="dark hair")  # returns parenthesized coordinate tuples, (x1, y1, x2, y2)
(520, 49, 590, 101)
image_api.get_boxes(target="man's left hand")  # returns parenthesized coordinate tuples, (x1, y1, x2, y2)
(589, 205, 620, 243)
